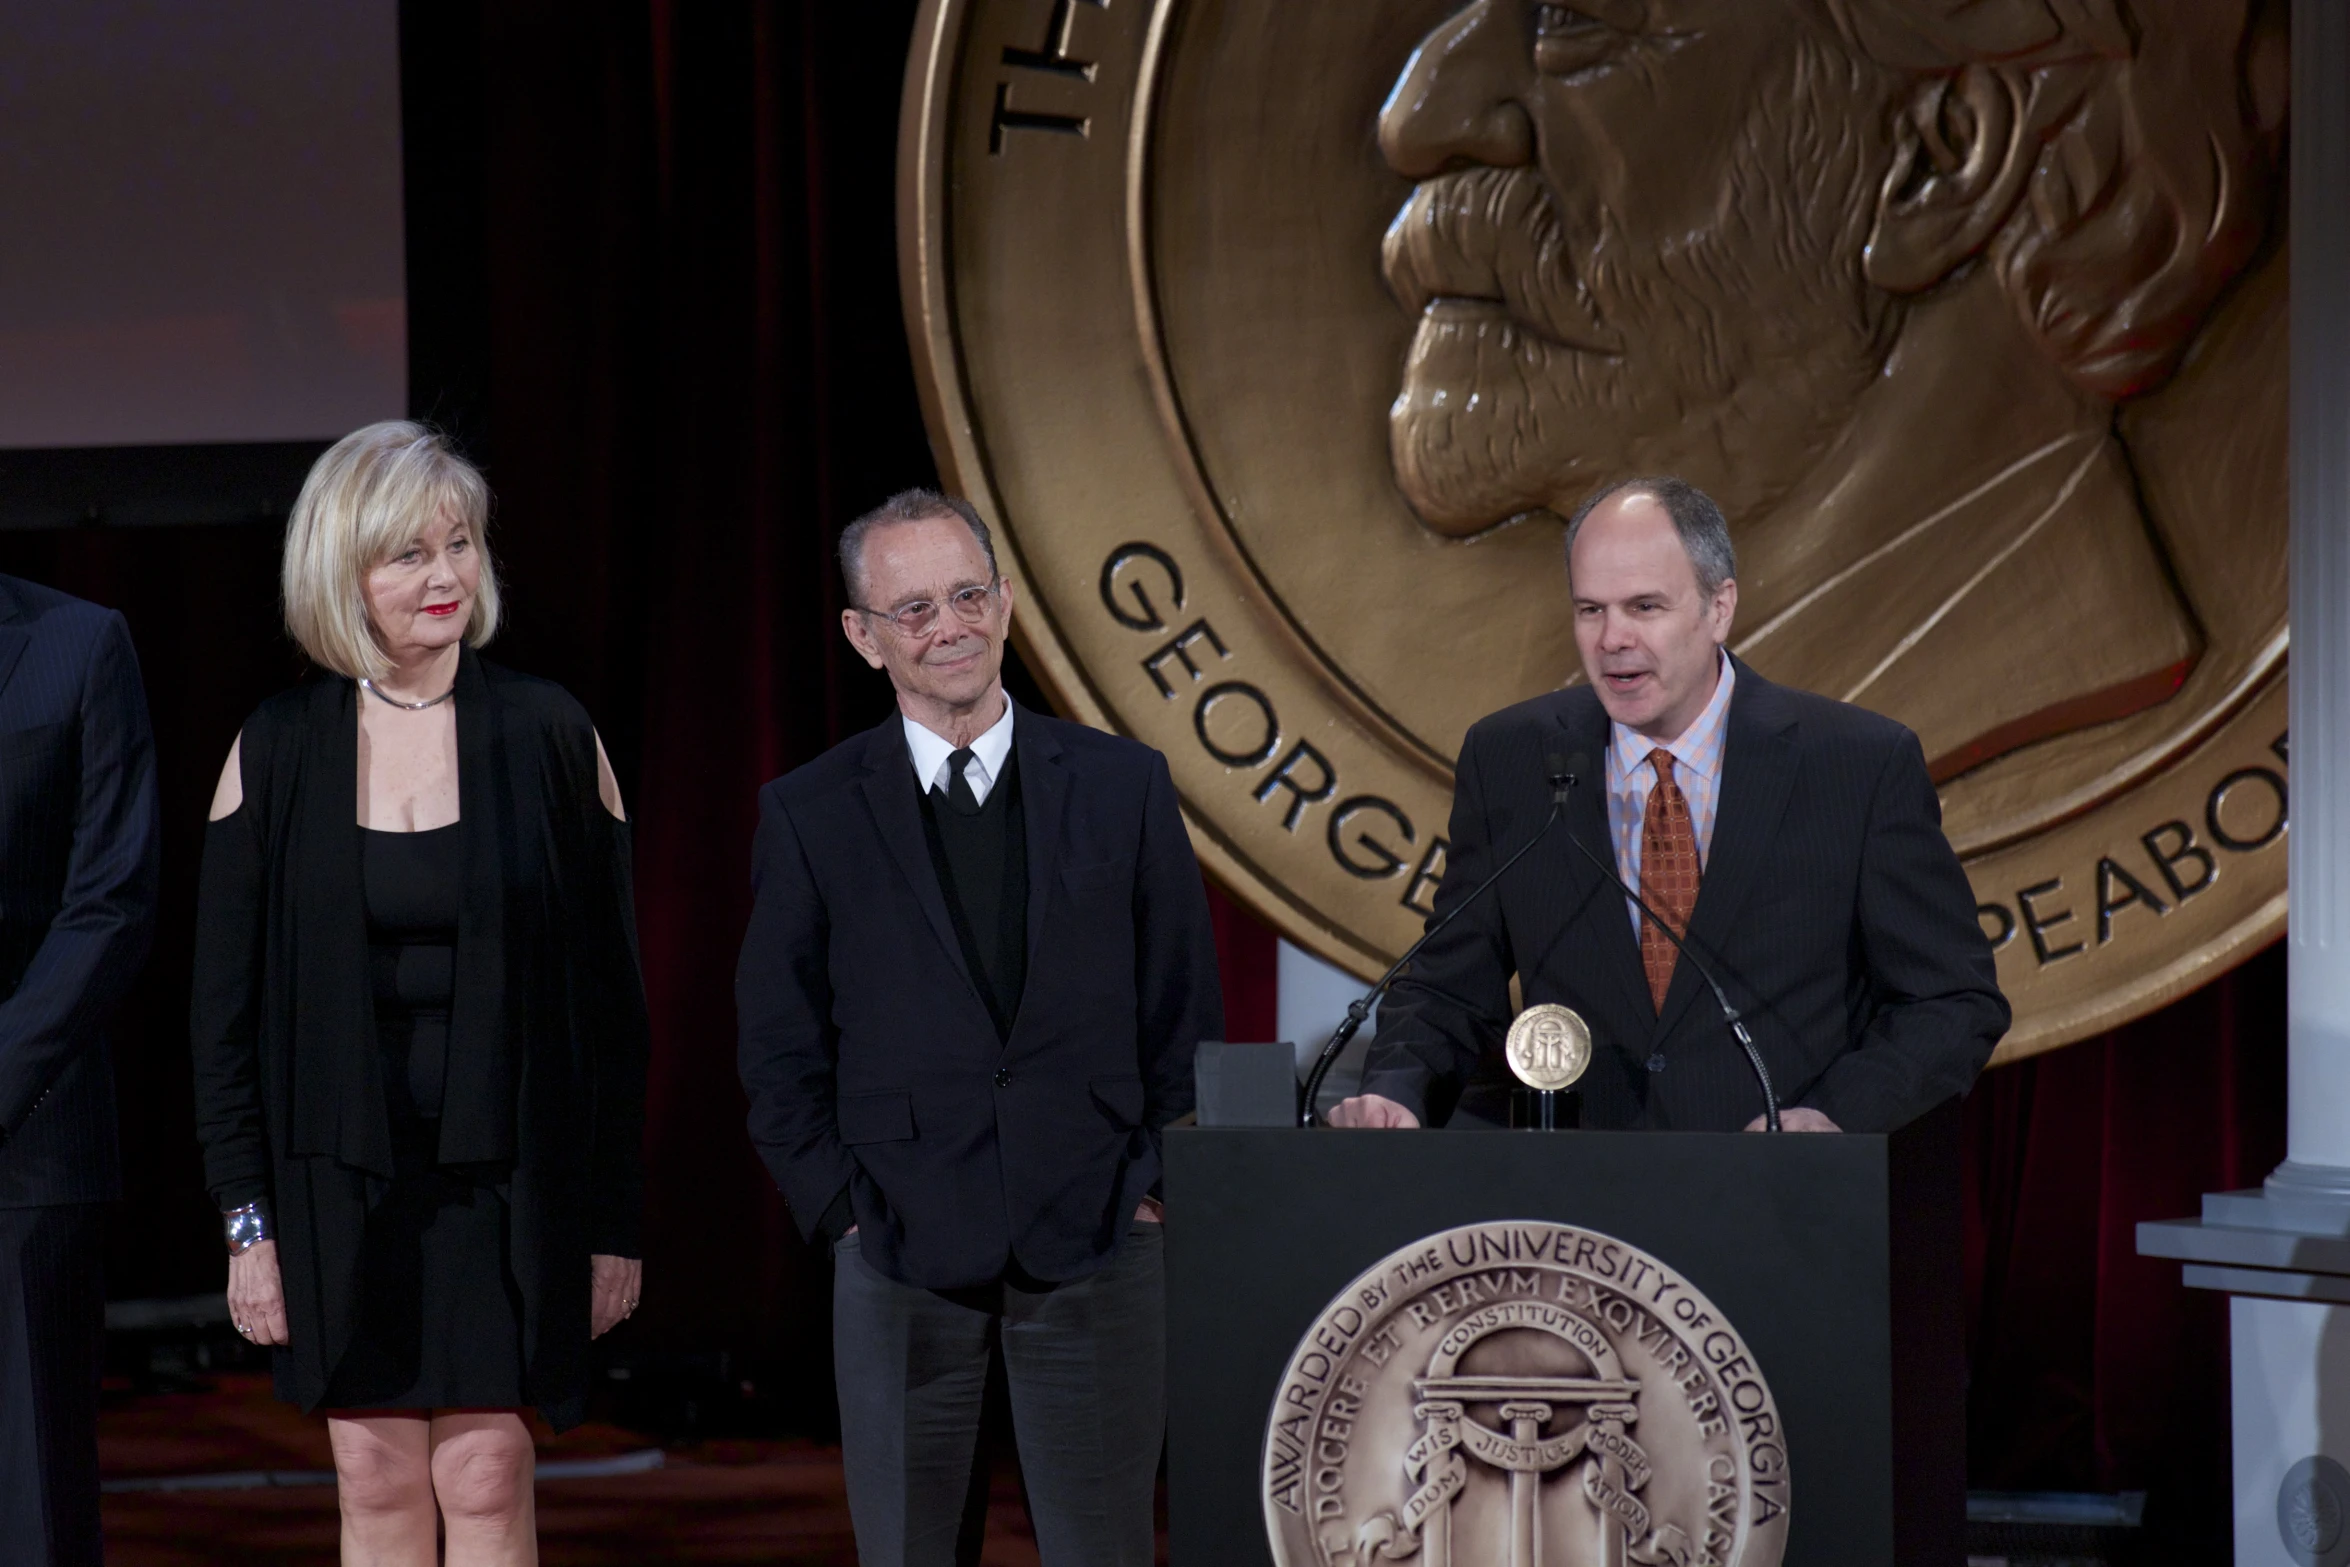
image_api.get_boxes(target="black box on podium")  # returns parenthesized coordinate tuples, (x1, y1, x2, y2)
(1163, 1103, 1962, 1566)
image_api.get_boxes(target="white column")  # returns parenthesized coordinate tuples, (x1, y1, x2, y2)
(2141, 13, 2350, 1561)
(2286, 0, 2350, 1182)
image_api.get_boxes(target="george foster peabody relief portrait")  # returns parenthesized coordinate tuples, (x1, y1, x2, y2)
(903, 0, 2293, 1054)
(1376, 0, 2283, 781)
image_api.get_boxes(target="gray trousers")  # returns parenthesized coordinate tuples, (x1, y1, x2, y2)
(832, 1223, 1165, 1567)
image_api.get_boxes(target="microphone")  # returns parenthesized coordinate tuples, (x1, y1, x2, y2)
(1544, 750, 1782, 1133)
(1298, 770, 1566, 1127)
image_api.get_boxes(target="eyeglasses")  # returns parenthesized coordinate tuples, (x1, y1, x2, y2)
(855, 580, 1001, 638)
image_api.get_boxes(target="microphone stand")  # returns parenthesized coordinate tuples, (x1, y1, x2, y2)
(1545, 764, 1782, 1133)
(1297, 798, 1563, 1127)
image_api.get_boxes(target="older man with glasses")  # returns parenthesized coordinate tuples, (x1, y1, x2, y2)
(736, 489, 1223, 1567)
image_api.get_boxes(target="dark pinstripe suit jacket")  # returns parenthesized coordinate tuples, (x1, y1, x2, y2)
(0, 574, 160, 1207)
(1360, 658, 2009, 1133)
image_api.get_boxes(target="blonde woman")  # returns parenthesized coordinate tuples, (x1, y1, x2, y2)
(190, 422, 648, 1565)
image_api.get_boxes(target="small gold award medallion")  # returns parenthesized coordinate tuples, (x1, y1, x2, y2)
(1507, 1004, 1593, 1093)
(1263, 1221, 1790, 1566)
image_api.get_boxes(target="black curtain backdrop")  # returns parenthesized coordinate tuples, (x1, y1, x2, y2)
(0, 3, 2282, 1557)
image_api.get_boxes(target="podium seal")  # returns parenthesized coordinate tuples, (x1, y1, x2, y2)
(1264, 1221, 1789, 1567)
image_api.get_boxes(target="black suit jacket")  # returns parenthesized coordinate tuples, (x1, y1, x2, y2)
(736, 702, 1222, 1290)
(0, 575, 160, 1206)
(1361, 659, 2009, 1132)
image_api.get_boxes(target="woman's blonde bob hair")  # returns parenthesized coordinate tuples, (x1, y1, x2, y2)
(282, 421, 501, 682)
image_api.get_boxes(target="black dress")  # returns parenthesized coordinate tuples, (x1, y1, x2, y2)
(190, 651, 648, 1432)
(320, 823, 527, 1410)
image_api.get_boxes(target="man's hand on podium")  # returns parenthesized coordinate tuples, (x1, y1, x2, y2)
(1747, 1108, 1840, 1132)
(1325, 1094, 1420, 1128)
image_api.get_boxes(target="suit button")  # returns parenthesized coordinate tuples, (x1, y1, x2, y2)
(994, 1068, 1011, 1088)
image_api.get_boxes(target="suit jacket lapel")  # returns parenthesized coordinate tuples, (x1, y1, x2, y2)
(856, 714, 978, 995)
(1553, 695, 1655, 1049)
(1013, 703, 1069, 970)
(1652, 659, 1799, 1043)
(0, 579, 30, 706)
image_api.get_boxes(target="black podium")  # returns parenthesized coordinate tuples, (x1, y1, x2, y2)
(1163, 1104, 1962, 1566)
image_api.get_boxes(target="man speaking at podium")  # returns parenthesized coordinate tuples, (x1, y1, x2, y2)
(1330, 478, 2008, 1133)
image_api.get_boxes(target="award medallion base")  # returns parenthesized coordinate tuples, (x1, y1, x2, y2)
(1509, 1087, 1581, 1130)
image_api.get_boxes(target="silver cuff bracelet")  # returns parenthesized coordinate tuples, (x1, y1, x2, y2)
(223, 1201, 271, 1255)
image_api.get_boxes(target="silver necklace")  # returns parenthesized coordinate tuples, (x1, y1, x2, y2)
(359, 677, 455, 711)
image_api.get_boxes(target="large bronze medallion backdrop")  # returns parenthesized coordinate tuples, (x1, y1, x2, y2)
(902, 0, 2291, 1061)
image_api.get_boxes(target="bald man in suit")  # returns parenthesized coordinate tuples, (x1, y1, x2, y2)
(1333, 479, 2007, 1134)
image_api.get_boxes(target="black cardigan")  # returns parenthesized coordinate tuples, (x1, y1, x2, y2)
(190, 650, 649, 1429)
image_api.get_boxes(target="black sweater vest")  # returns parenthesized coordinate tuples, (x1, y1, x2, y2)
(918, 750, 1028, 1040)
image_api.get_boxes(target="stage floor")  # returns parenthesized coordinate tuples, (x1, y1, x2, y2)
(98, 1374, 1072, 1566)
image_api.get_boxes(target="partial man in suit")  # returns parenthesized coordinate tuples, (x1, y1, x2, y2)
(736, 490, 1222, 1567)
(1331, 477, 2007, 1134)
(0, 574, 161, 1565)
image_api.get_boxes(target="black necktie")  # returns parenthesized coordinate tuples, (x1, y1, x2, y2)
(943, 748, 983, 816)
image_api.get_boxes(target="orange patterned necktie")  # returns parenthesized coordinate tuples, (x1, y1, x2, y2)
(1640, 750, 1701, 1012)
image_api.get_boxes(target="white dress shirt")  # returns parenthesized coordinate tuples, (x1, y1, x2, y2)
(903, 700, 1016, 805)
(1604, 650, 1735, 935)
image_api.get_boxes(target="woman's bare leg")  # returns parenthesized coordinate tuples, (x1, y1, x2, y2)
(327, 1413, 437, 1565)
(429, 1410, 538, 1566)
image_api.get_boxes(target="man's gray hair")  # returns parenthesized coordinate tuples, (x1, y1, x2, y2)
(838, 488, 998, 606)
(1564, 477, 1737, 598)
